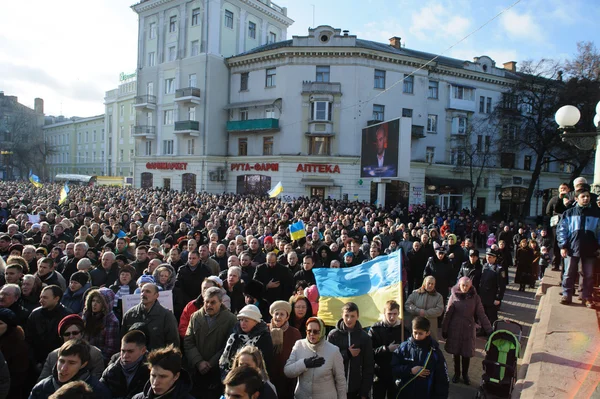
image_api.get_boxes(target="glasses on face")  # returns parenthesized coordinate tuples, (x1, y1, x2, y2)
(63, 330, 81, 338)
(307, 329, 321, 335)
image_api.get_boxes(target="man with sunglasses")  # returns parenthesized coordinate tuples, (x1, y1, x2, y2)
(38, 314, 105, 381)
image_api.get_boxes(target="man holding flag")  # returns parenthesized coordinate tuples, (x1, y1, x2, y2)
(59, 182, 70, 205)
(29, 170, 43, 188)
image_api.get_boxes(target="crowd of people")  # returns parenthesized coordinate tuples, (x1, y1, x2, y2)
(0, 176, 594, 399)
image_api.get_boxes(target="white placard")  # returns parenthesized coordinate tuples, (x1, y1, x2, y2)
(122, 290, 173, 314)
(28, 214, 40, 223)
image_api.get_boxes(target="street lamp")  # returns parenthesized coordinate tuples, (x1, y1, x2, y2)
(555, 101, 600, 192)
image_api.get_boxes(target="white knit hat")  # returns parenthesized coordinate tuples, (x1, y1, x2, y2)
(207, 276, 223, 287)
(237, 304, 262, 323)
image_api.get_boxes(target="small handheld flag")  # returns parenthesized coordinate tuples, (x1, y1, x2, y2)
(289, 220, 306, 241)
(28, 170, 43, 188)
(267, 181, 283, 198)
(59, 182, 70, 205)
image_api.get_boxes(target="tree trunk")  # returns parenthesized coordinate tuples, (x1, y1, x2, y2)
(525, 153, 545, 217)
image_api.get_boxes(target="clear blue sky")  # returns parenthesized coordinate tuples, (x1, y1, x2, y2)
(0, 0, 597, 117)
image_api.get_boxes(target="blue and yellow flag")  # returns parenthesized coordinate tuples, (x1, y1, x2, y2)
(267, 181, 283, 198)
(29, 170, 43, 188)
(59, 182, 70, 205)
(289, 220, 306, 241)
(313, 251, 402, 327)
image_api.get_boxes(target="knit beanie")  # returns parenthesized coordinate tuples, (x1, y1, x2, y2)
(57, 314, 84, 336)
(70, 271, 89, 286)
(0, 309, 16, 331)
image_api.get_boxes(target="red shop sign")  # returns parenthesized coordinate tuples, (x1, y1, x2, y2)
(296, 163, 341, 173)
(146, 162, 188, 170)
(230, 163, 279, 172)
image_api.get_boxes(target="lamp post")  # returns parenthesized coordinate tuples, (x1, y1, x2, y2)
(555, 101, 600, 193)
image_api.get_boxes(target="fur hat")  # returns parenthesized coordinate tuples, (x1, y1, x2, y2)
(237, 304, 262, 323)
(243, 279, 264, 300)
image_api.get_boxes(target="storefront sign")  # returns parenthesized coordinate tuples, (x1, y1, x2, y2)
(119, 72, 137, 82)
(146, 162, 188, 170)
(230, 163, 279, 172)
(296, 163, 341, 173)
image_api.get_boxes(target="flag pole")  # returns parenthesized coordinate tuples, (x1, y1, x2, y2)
(398, 248, 404, 342)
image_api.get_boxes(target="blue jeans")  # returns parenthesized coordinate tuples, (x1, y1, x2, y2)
(562, 256, 595, 300)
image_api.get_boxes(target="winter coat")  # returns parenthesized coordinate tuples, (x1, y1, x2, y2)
(478, 263, 507, 306)
(219, 321, 273, 380)
(30, 367, 111, 399)
(557, 203, 600, 257)
(174, 263, 211, 314)
(515, 247, 534, 285)
(84, 287, 120, 363)
(184, 305, 237, 369)
(442, 285, 492, 358)
(269, 324, 302, 399)
(90, 263, 119, 287)
(6, 300, 30, 328)
(424, 256, 454, 300)
(408, 248, 428, 285)
(122, 301, 180, 350)
(253, 263, 294, 303)
(405, 289, 444, 339)
(61, 282, 91, 315)
(327, 319, 374, 396)
(223, 280, 245, 314)
(391, 336, 449, 399)
(39, 344, 105, 381)
(457, 260, 483, 290)
(26, 303, 74, 364)
(152, 264, 176, 291)
(109, 280, 137, 322)
(284, 337, 347, 399)
(0, 351, 9, 399)
(368, 320, 409, 382)
(132, 369, 194, 399)
(0, 326, 28, 398)
(100, 354, 149, 399)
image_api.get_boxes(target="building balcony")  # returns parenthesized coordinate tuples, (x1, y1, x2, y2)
(174, 120, 200, 137)
(306, 120, 333, 135)
(302, 81, 342, 95)
(226, 118, 280, 132)
(174, 87, 201, 105)
(448, 97, 476, 113)
(411, 125, 425, 138)
(134, 95, 157, 110)
(132, 125, 156, 139)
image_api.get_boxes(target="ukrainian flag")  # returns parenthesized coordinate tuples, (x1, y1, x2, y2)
(29, 170, 43, 188)
(289, 220, 306, 241)
(267, 181, 283, 198)
(59, 182, 70, 205)
(313, 251, 402, 327)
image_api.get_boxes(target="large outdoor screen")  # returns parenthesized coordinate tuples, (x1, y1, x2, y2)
(360, 118, 400, 178)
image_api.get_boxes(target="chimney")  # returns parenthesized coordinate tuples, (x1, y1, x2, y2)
(389, 36, 401, 49)
(503, 61, 517, 72)
(34, 98, 44, 114)
(343, 30, 349, 36)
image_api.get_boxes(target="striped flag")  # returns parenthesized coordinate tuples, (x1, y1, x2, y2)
(28, 170, 43, 188)
(267, 181, 283, 198)
(289, 220, 306, 241)
(59, 182, 70, 205)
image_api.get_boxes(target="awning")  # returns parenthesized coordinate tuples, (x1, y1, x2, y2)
(224, 98, 281, 110)
(300, 177, 335, 187)
(425, 176, 473, 189)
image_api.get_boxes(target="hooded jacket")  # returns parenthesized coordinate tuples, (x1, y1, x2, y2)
(557, 202, 600, 257)
(152, 264, 176, 291)
(132, 368, 194, 399)
(61, 282, 91, 315)
(327, 319, 374, 397)
(84, 287, 120, 362)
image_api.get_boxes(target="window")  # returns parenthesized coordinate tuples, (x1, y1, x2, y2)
(78, 132, 81, 143)
(265, 108, 275, 119)
(485, 136, 491, 152)
(224, 10, 233, 29)
(312, 101, 332, 121)
(189, 73, 197, 88)
(501, 93, 518, 110)
(147, 82, 154, 95)
(524, 155, 532, 170)
(108, 138, 112, 155)
(316, 66, 330, 82)
(149, 22, 156, 39)
(403, 74, 414, 94)
(452, 86, 474, 101)
(165, 78, 175, 94)
(500, 152, 516, 169)
(163, 140, 174, 155)
(101, 129, 104, 141)
(188, 107, 196, 121)
(93, 130, 96, 141)
(402, 108, 413, 118)
(145, 141, 152, 156)
(542, 157, 550, 172)
(191, 40, 200, 56)
(129, 149, 134, 161)
(477, 135, 483, 152)
(168, 46, 176, 61)
(164, 110, 174, 125)
(147, 112, 153, 126)
(248, 21, 256, 38)
(503, 124, 517, 140)
(479, 96, 485, 113)
(119, 126, 124, 139)
(148, 52, 156, 66)
(187, 139, 195, 155)
(486, 97, 492, 113)
(372, 104, 384, 121)
(120, 105, 124, 117)
(240, 108, 248, 121)
(86, 131, 89, 142)
(428, 80, 439, 99)
(309, 136, 331, 155)
(265, 68, 276, 87)
(374, 69, 386, 89)
(85, 152, 89, 162)
(268, 31, 277, 43)
(484, 178, 489, 188)
(238, 138, 247, 156)
(427, 114, 437, 133)
(452, 116, 467, 134)
(119, 149, 124, 162)
(452, 149, 465, 166)
(426, 146, 435, 163)
(191, 8, 200, 26)
(240, 72, 249, 91)
(101, 150, 104, 160)
(263, 137, 273, 155)
(169, 16, 177, 33)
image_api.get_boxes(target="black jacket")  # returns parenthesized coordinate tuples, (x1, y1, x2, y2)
(478, 263, 507, 306)
(424, 256, 454, 299)
(253, 263, 294, 303)
(30, 366, 111, 399)
(293, 268, 316, 286)
(8, 300, 30, 328)
(327, 319, 374, 397)
(100, 354, 149, 399)
(369, 320, 409, 382)
(90, 263, 119, 287)
(457, 260, 483, 290)
(175, 263, 212, 311)
(132, 369, 194, 399)
(26, 303, 73, 364)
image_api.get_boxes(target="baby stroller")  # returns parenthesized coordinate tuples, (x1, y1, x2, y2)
(475, 320, 522, 398)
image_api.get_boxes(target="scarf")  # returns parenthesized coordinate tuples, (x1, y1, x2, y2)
(305, 316, 326, 350)
(120, 354, 145, 386)
(220, 322, 267, 376)
(270, 321, 289, 354)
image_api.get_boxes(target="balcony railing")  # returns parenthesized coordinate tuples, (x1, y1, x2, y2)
(227, 118, 280, 132)
(175, 87, 201, 100)
(411, 125, 425, 138)
(134, 95, 157, 109)
(302, 81, 342, 95)
(132, 125, 156, 138)
(174, 120, 200, 136)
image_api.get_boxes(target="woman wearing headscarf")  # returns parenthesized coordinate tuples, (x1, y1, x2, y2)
(268, 300, 302, 399)
(405, 275, 444, 339)
(316, 244, 334, 268)
(442, 277, 492, 385)
(290, 295, 313, 338)
(82, 288, 120, 364)
(0, 308, 29, 398)
(219, 304, 273, 380)
(284, 316, 346, 399)
(152, 264, 176, 292)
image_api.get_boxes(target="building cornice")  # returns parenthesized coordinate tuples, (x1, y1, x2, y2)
(131, 0, 173, 14)
(239, 0, 294, 26)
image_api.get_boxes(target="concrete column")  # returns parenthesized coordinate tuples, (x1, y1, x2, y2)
(238, 10, 247, 54)
(377, 182, 386, 208)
